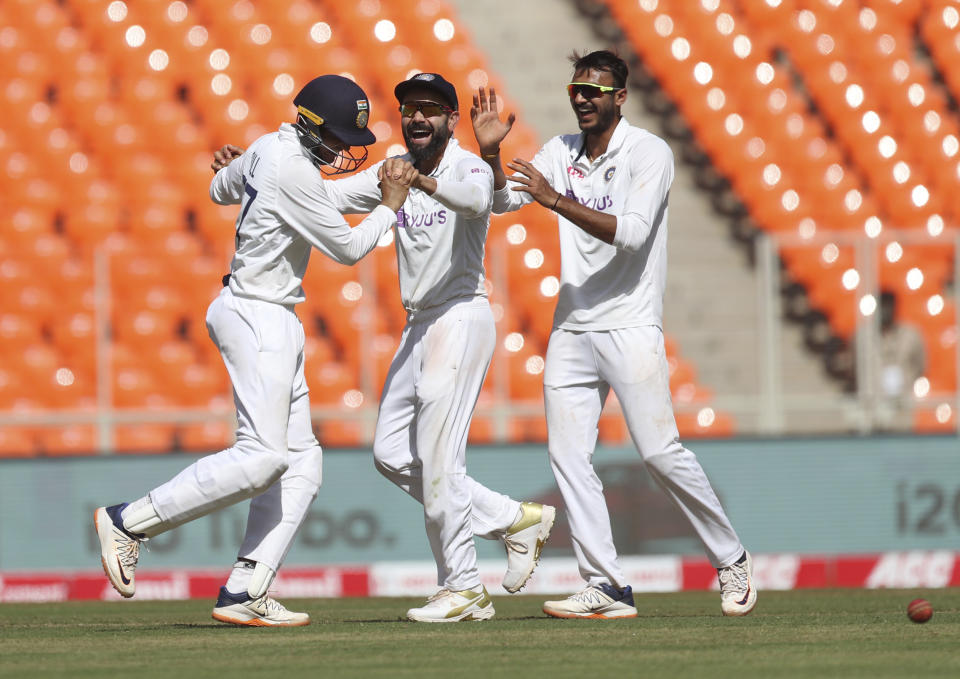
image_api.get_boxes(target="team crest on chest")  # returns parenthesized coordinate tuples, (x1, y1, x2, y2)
(604, 166, 616, 181)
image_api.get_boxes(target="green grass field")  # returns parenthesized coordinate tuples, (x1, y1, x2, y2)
(1, 589, 957, 678)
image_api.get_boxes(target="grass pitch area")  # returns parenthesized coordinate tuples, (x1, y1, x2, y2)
(1, 589, 957, 678)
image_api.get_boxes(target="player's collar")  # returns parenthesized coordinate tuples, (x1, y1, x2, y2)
(572, 117, 629, 164)
(280, 122, 317, 164)
(425, 137, 461, 177)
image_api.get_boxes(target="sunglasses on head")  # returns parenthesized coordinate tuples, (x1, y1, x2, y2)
(566, 82, 622, 99)
(399, 102, 453, 117)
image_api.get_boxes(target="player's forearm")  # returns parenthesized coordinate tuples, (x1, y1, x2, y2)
(328, 205, 397, 265)
(552, 195, 618, 244)
(492, 185, 529, 215)
(209, 168, 243, 205)
(425, 178, 491, 218)
(482, 152, 509, 191)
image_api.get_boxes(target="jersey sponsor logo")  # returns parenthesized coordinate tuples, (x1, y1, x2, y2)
(564, 190, 613, 211)
(470, 167, 490, 174)
(566, 165, 585, 179)
(397, 208, 448, 229)
(604, 166, 616, 181)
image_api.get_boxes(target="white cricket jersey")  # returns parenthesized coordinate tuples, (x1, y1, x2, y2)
(209, 123, 397, 306)
(493, 117, 674, 330)
(324, 139, 493, 313)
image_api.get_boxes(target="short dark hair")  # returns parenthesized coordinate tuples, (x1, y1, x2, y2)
(569, 49, 628, 89)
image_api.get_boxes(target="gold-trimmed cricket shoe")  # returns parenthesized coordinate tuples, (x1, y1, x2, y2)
(406, 586, 495, 622)
(502, 502, 556, 593)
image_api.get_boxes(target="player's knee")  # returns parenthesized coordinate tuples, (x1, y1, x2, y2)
(641, 443, 684, 479)
(288, 446, 322, 489)
(373, 456, 396, 480)
(247, 449, 289, 492)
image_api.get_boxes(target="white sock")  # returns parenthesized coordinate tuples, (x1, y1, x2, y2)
(225, 560, 255, 594)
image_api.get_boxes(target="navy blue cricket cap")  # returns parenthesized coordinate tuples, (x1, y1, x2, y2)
(394, 72, 458, 111)
(293, 75, 376, 146)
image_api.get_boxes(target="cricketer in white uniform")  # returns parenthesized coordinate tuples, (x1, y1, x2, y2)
(93, 75, 416, 626)
(472, 50, 757, 619)
(323, 73, 557, 623)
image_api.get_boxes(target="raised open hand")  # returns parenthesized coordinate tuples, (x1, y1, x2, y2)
(470, 86, 515, 156)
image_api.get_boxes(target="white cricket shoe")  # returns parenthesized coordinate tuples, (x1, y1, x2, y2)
(543, 583, 638, 619)
(719, 550, 757, 616)
(502, 502, 556, 593)
(212, 587, 311, 627)
(94, 504, 142, 598)
(407, 586, 495, 623)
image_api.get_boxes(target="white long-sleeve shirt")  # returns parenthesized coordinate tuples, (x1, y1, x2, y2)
(209, 123, 397, 306)
(493, 118, 674, 330)
(324, 139, 494, 313)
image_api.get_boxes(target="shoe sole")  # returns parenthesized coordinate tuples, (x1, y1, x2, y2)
(211, 611, 311, 627)
(505, 505, 557, 594)
(407, 607, 496, 623)
(94, 508, 134, 599)
(542, 607, 638, 620)
(722, 590, 758, 617)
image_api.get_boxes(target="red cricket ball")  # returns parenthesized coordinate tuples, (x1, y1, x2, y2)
(907, 598, 933, 623)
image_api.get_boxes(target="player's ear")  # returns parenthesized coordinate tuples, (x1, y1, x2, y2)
(447, 109, 460, 132)
(614, 88, 627, 107)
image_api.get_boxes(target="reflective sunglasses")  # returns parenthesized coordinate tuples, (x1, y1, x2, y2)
(566, 82, 622, 99)
(399, 102, 453, 117)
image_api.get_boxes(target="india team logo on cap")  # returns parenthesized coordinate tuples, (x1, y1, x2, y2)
(356, 100, 369, 128)
(414, 73, 435, 81)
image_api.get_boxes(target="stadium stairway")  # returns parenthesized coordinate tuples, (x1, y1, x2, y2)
(448, 0, 848, 433)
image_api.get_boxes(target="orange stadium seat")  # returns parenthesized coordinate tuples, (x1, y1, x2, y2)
(0, 0, 751, 455)
(114, 423, 177, 455)
(0, 427, 39, 458)
(178, 419, 235, 453)
(39, 424, 100, 457)
(317, 419, 366, 448)
(598, 411, 629, 445)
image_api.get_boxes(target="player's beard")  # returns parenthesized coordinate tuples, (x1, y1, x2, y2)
(403, 122, 450, 168)
(575, 100, 618, 135)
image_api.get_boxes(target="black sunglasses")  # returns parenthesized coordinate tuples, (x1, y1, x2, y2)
(566, 82, 622, 99)
(399, 102, 453, 117)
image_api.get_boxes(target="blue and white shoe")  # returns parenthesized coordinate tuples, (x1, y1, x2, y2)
(543, 583, 638, 619)
(212, 587, 310, 627)
(719, 550, 757, 616)
(93, 504, 142, 598)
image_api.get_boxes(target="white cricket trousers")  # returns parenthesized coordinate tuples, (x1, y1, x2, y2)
(373, 297, 519, 591)
(148, 287, 323, 572)
(544, 325, 743, 589)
